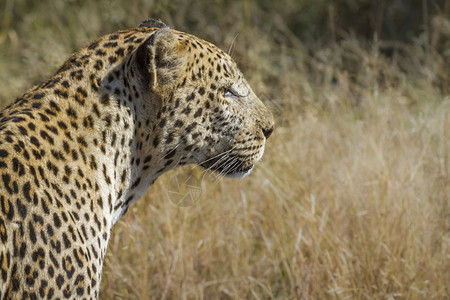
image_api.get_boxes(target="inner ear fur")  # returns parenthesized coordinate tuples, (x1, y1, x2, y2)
(135, 28, 185, 93)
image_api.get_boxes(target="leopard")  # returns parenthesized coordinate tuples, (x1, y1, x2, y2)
(0, 19, 274, 299)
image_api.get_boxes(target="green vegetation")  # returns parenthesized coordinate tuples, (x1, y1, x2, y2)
(1, 0, 449, 298)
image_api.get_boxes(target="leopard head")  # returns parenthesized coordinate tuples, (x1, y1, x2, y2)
(132, 25, 274, 178)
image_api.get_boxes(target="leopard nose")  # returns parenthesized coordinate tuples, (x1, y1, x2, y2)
(262, 126, 274, 139)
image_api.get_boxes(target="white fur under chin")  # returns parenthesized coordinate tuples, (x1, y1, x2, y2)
(227, 165, 254, 178)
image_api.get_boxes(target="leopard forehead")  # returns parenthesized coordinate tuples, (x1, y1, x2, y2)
(0, 21, 274, 299)
(174, 30, 244, 86)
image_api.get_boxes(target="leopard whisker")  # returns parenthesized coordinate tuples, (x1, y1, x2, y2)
(158, 142, 182, 162)
(216, 159, 240, 183)
(213, 157, 239, 183)
(201, 153, 231, 176)
(195, 147, 235, 167)
(228, 33, 240, 57)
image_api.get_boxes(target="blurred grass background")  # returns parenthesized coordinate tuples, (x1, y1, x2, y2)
(1, 0, 450, 298)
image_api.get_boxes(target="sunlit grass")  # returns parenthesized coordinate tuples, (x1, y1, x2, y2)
(102, 85, 450, 298)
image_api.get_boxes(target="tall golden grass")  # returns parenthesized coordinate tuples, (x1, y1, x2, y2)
(1, 0, 449, 298)
(101, 46, 450, 298)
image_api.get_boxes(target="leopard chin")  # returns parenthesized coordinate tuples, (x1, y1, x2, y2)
(226, 165, 254, 178)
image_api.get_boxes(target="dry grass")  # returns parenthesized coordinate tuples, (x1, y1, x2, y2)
(101, 74, 450, 299)
(1, 1, 450, 299)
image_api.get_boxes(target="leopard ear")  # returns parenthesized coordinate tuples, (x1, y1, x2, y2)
(138, 19, 167, 28)
(135, 28, 185, 92)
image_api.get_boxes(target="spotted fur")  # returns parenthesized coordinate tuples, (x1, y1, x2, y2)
(0, 19, 274, 299)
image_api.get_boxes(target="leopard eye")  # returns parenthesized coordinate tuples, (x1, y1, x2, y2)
(224, 87, 240, 98)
